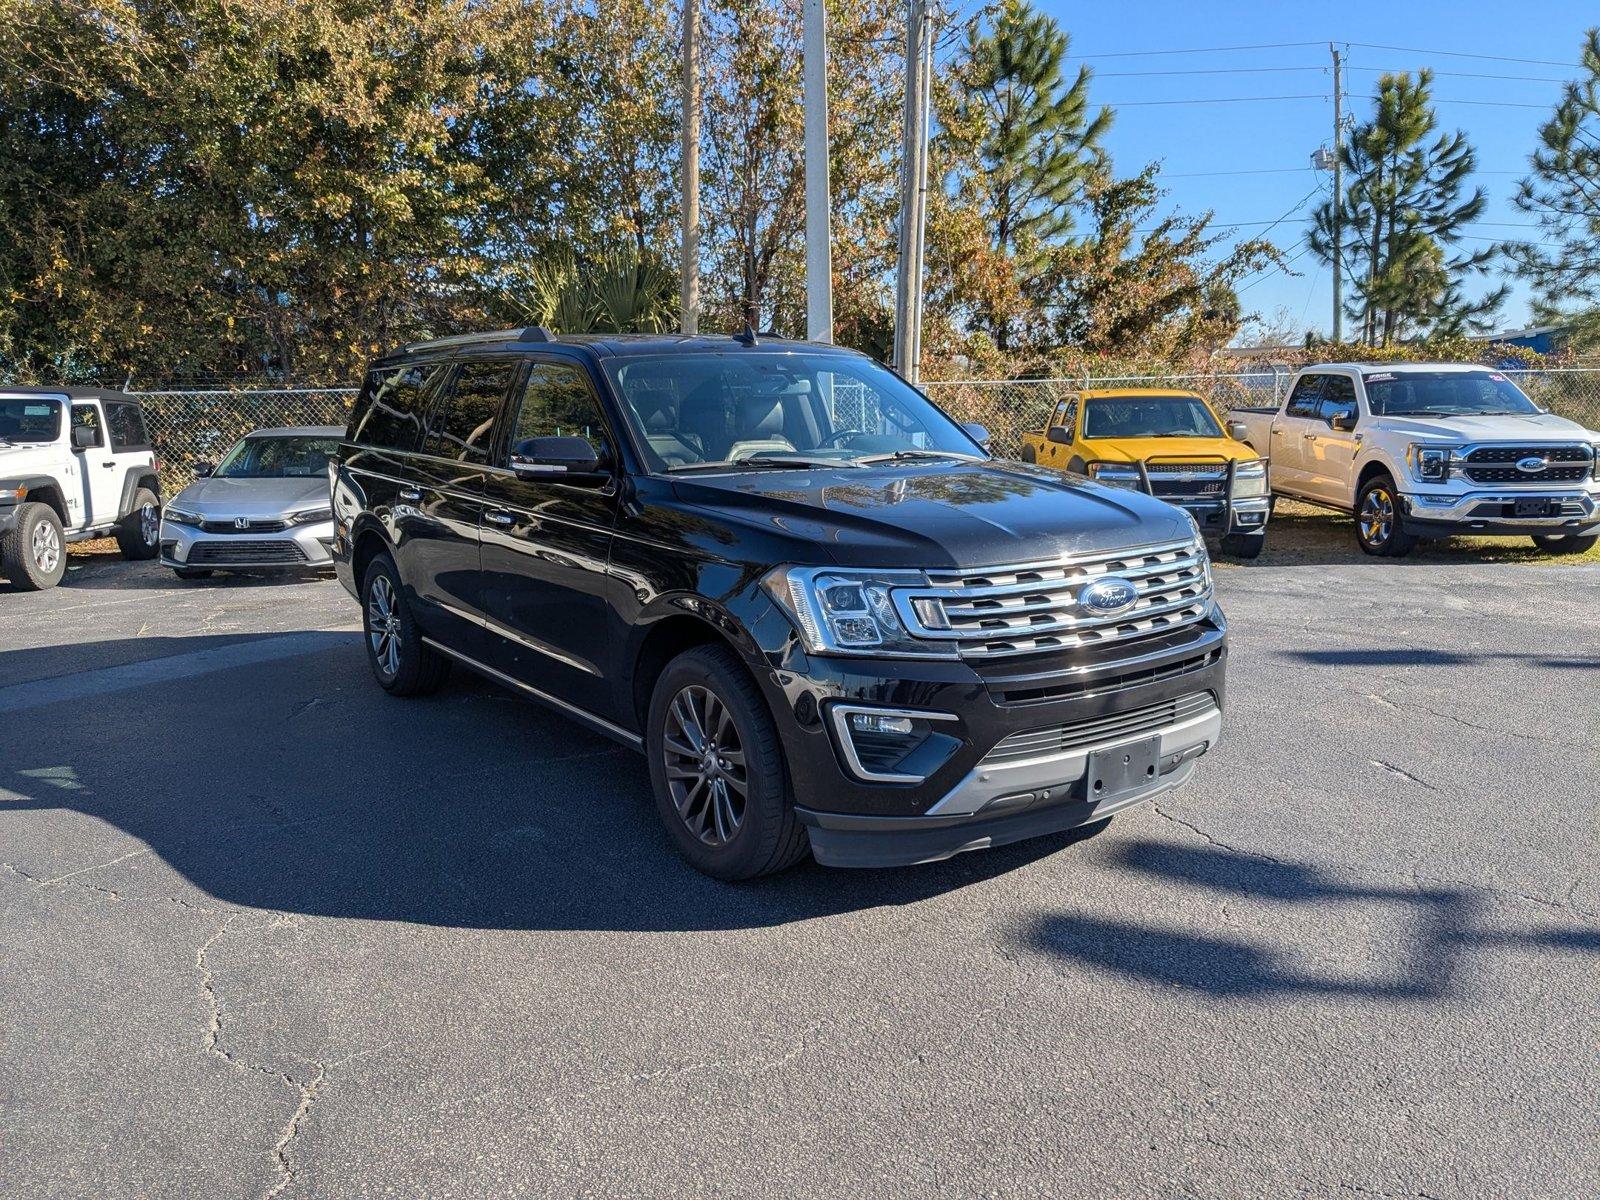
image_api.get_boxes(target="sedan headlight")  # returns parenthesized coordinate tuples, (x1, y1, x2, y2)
(288, 506, 334, 525)
(162, 507, 201, 527)
(764, 566, 954, 658)
(1408, 444, 1457, 483)
(1230, 459, 1269, 499)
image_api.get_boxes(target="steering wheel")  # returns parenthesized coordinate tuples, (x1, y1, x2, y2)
(816, 428, 868, 448)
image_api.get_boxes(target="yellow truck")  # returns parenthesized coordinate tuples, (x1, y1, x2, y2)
(1020, 388, 1272, 558)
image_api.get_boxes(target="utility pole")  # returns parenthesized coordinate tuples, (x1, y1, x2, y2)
(893, 0, 933, 382)
(1330, 42, 1343, 347)
(803, 0, 833, 342)
(680, 0, 700, 335)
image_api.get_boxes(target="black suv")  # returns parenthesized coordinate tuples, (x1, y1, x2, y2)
(332, 329, 1226, 878)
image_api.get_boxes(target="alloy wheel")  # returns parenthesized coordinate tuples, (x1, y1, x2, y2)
(367, 574, 402, 677)
(139, 504, 159, 546)
(662, 684, 748, 846)
(1360, 487, 1393, 547)
(31, 519, 60, 574)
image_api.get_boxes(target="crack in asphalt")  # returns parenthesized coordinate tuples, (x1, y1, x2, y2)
(1367, 759, 1439, 792)
(2, 860, 226, 913)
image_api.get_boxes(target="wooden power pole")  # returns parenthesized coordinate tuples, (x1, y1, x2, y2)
(893, 0, 933, 381)
(803, 0, 833, 342)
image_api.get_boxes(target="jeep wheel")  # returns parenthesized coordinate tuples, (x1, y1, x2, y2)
(1220, 531, 1266, 560)
(646, 644, 808, 880)
(361, 553, 450, 696)
(1530, 532, 1598, 556)
(116, 488, 161, 560)
(1, 502, 67, 590)
(1356, 475, 1417, 558)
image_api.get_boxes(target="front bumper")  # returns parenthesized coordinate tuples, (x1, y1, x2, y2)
(1178, 495, 1269, 536)
(1398, 488, 1600, 538)
(159, 519, 336, 570)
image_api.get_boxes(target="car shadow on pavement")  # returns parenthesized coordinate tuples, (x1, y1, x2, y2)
(1285, 647, 1600, 671)
(1021, 839, 1599, 1000)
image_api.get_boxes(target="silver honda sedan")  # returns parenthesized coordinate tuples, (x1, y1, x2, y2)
(159, 426, 341, 579)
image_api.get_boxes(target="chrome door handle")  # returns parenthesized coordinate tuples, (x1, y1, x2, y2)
(398, 488, 422, 502)
(485, 510, 516, 527)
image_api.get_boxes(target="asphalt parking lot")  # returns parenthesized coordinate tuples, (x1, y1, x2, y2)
(2, 550, 1597, 1199)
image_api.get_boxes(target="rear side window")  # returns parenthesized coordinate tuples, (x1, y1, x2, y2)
(508, 362, 609, 458)
(1285, 375, 1325, 419)
(349, 363, 446, 451)
(105, 402, 150, 451)
(422, 360, 516, 464)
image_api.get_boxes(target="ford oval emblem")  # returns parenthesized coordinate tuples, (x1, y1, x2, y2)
(1515, 455, 1547, 474)
(1080, 576, 1139, 616)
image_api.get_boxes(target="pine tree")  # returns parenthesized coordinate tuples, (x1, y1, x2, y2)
(1310, 70, 1503, 346)
(1510, 29, 1600, 333)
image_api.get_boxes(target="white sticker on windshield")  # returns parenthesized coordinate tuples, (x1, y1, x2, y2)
(24, 405, 51, 415)
(1488, 372, 1508, 382)
(1364, 373, 1396, 383)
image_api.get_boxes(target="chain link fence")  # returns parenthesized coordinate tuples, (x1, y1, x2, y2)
(131, 368, 1600, 492)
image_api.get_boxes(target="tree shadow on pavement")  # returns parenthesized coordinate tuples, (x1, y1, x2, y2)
(1021, 839, 1599, 1000)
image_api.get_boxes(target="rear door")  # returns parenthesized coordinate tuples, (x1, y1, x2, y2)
(70, 401, 122, 528)
(1268, 375, 1325, 494)
(479, 356, 621, 715)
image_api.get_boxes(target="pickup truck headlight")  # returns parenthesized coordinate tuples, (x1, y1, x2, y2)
(1230, 460, 1268, 499)
(764, 566, 955, 658)
(288, 506, 334, 525)
(1408, 445, 1456, 483)
(1591, 443, 1600, 482)
(1087, 462, 1141, 487)
(162, 507, 202, 527)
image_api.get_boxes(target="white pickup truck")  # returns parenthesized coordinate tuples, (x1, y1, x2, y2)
(0, 386, 163, 589)
(1229, 363, 1600, 557)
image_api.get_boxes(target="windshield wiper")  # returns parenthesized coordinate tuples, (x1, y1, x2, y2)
(854, 449, 982, 464)
(670, 455, 863, 473)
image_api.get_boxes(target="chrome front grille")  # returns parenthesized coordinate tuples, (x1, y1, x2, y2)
(982, 691, 1217, 766)
(1461, 445, 1593, 485)
(895, 539, 1212, 660)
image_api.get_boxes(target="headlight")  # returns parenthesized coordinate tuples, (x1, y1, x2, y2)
(1087, 462, 1141, 488)
(162, 507, 201, 527)
(288, 506, 334, 525)
(1230, 459, 1269, 499)
(1408, 444, 1456, 483)
(1591, 443, 1600, 482)
(764, 566, 954, 658)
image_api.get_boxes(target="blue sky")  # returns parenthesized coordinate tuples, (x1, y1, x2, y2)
(1014, 0, 1596, 340)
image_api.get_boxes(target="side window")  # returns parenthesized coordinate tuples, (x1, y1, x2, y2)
(71, 404, 104, 448)
(105, 403, 150, 451)
(508, 362, 609, 459)
(349, 362, 446, 451)
(1050, 400, 1071, 428)
(1285, 375, 1324, 419)
(1318, 375, 1357, 424)
(422, 360, 514, 464)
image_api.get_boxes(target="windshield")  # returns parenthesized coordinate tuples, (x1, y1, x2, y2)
(1083, 395, 1222, 439)
(602, 351, 985, 472)
(214, 435, 340, 479)
(1364, 371, 1541, 417)
(0, 397, 63, 443)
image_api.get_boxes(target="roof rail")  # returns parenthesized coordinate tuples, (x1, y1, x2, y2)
(401, 326, 556, 354)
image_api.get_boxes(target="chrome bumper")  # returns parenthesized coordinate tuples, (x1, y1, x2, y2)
(1399, 488, 1600, 527)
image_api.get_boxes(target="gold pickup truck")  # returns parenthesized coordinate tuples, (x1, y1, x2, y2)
(1020, 388, 1272, 558)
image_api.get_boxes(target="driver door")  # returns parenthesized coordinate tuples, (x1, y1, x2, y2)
(1306, 374, 1362, 505)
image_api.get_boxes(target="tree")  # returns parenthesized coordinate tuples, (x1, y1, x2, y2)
(1310, 70, 1504, 346)
(940, 0, 1111, 350)
(1510, 28, 1600, 331)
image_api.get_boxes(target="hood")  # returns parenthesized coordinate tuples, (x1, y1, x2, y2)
(1371, 411, 1599, 443)
(1082, 435, 1259, 464)
(667, 459, 1194, 571)
(171, 474, 329, 517)
(0, 442, 59, 473)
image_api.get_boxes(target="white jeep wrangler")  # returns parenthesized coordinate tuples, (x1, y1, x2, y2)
(0, 387, 163, 590)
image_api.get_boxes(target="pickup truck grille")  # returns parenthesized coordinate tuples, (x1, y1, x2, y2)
(896, 539, 1212, 660)
(981, 691, 1217, 766)
(1460, 445, 1593, 485)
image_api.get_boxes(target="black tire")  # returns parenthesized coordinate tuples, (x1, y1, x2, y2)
(1530, 533, 1598, 556)
(1355, 474, 1417, 558)
(646, 643, 808, 880)
(1219, 531, 1266, 559)
(360, 553, 450, 696)
(174, 567, 214, 580)
(116, 487, 161, 560)
(1, 502, 67, 590)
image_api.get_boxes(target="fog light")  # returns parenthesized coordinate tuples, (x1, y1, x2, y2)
(829, 705, 961, 784)
(851, 712, 913, 736)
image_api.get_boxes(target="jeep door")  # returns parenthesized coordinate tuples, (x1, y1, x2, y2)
(478, 357, 620, 716)
(70, 401, 121, 528)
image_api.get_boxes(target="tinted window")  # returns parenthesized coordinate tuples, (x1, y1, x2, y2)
(1318, 375, 1357, 424)
(509, 363, 609, 458)
(1285, 376, 1324, 419)
(1083, 395, 1222, 439)
(423, 360, 514, 463)
(106, 402, 150, 450)
(1363, 370, 1540, 417)
(71, 404, 104, 447)
(0, 397, 62, 442)
(349, 363, 446, 451)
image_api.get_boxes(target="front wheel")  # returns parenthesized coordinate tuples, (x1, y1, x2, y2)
(1, 502, 67, 590)
(361, 554, 450, 696)
(1530, 532, 1598, 556)
(646, 644, 808, 880)
(1355, 476, 1417, 558)
(1219, 531, 1266, 560)
(116, 488, 161, 560)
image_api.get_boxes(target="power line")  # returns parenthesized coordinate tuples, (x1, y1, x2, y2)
(1075, 40, 1325, 60)
(1346, 42, 1578, 69)
(1095, 65, 1326, 77)
(1107, 93, 1329, 106)
(1348, 65, 1572, 84)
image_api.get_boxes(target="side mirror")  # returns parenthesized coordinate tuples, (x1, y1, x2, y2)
(1329, 412, 1357, 432)
(1227, 421, 1250, 442)
(71, 424, 99, 450)
(1046, 425, 1072, 445)
(962, 422, 991, 450)
(510, 435, 606, 481)
(193, 462, 215, 478)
